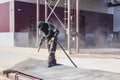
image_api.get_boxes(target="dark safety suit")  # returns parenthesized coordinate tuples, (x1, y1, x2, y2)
(38, 21, 59, 67)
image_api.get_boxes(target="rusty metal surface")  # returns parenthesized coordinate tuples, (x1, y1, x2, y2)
(2, 69, 43, 80)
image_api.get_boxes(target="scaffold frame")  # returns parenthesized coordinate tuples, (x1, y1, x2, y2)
(36, 0, 80, 54)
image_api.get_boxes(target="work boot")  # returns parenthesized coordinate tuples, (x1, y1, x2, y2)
(52, 60, 57, 65)
(48, 64, 54, 67)
(48, 60, 57, 67)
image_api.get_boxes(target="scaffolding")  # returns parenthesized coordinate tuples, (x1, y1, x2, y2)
(36, 0, 80, 54)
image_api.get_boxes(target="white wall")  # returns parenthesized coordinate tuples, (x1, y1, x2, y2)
(14, 32, 29, 47)
(0, 32, 32, 47)
(0, 33, 14, 47)
(0, 0, 13, 4)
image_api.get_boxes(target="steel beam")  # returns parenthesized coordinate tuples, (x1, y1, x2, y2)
(10, 0, 15, 33)
(45, 0, 66, 30)
(45, 0, 60, 21)
(45, 0, 48, 21)
(37, 0, 80, 54)
(76, 0, 80, 53)
(36, 0, 40, 46)
(67, 0, 71, 54)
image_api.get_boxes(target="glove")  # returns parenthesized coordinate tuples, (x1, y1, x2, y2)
(54, 29, 59, 37)
(41, 36, 46, 42)
(51, 37, 55, 41)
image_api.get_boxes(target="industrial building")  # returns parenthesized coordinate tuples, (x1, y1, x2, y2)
(0, 0, 120, 54)
(1, 1, 120, 80)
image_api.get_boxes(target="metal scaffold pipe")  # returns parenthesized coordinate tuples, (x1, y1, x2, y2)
(76, 0, 80, 53)
(67, 0, 71, 54)
(36, 0, 40, 46)
(36, 0, 80, 54)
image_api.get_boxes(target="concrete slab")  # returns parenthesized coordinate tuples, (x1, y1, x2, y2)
(0, 47, 120, 80)
(58, 58, 120, 73)
(8, 58, 120, 80)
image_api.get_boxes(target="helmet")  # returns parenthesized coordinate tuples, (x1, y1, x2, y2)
(38, 21, 45, 29)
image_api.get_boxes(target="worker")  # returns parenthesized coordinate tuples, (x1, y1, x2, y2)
(38, 21, 59, 67)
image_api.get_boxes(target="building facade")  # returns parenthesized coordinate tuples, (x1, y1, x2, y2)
(0, 0, 117, 48)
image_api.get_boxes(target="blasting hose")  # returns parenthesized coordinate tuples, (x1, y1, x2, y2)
(57, 41, 78, 68)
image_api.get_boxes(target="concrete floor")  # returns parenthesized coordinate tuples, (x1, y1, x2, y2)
(0, 47, 120, 80)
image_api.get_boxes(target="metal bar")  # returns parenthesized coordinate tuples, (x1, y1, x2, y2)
(36, 0, 40, 47)
(45, 0, 48, 21)
(44, 0, 48, 48)
(9, 0, 15, 46)
(76, 0, 80, 53)
(3, 70, 42, 80)
(48, 0, 52, 5)
(45, 1, 66, 30)
(9, 0, 15, 33)
(57, 41, 78, 68)
(46, 0, 60, 21)
(64, 0, 67, 27)
(53, 11, 66, 30)
(67, 0, 71, 54)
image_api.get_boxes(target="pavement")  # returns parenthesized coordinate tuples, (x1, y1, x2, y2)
(0, 47, 120, 80)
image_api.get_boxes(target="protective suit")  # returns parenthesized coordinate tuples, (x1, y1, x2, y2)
(38, 21, 59, 67)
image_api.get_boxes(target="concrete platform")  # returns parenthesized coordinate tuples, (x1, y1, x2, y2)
(0, 47, 120, 80)
(7, 58, 120, 80)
